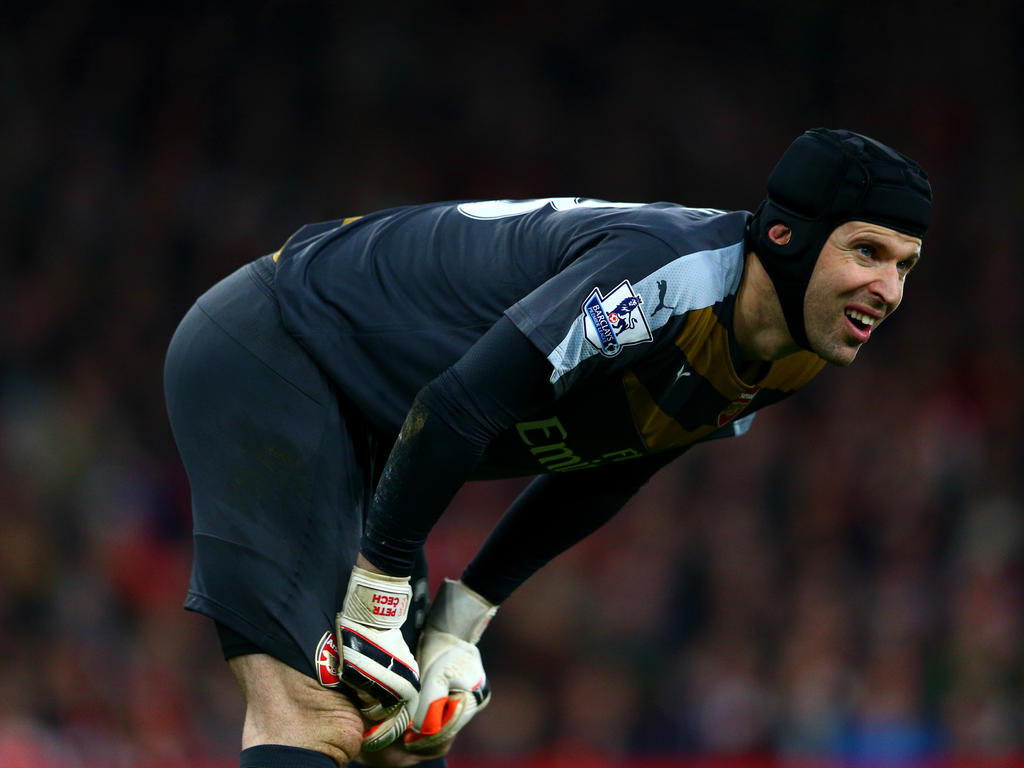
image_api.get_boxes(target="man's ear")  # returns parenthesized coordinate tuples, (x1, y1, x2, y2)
(768, 224, 792, 246)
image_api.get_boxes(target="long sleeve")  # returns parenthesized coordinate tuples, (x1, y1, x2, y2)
(359, 314, 687, 594)
(459, 448, 685, 605)
(359, 315, 556, 575)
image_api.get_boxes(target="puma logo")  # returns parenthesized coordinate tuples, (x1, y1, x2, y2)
(652, 280, 676, 315)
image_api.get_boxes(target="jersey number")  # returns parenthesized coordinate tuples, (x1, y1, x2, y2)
(457, 197, 644, 220)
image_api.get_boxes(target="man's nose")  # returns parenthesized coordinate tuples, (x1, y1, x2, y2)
(871, 264, 903, 308)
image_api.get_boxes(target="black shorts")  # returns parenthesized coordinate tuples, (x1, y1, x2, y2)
(164, 256, 429, 682)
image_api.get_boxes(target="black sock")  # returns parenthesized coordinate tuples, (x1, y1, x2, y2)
(239, 745, 337, 768)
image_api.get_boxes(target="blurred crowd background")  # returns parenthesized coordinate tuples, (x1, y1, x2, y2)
(2, 1, 1022, 766)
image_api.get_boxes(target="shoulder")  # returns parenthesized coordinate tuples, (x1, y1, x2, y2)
(605, 205, 751, 255)
(613, 209, 751, 316)
(446, 198, 749, 240)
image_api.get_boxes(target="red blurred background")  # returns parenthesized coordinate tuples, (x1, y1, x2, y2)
(2, 1, 1022, 766)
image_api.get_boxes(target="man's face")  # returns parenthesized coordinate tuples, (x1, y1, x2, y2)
(803, 220, 922, 366)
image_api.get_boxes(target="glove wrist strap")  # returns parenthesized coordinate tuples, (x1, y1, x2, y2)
(430, 578, 497, 643)
(342, 566, 412, 629)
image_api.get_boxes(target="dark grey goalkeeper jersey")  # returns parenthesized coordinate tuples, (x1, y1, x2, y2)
(271, 198, 825, 478)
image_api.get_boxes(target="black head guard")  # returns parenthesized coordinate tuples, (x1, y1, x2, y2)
(747, 128, 932, 349)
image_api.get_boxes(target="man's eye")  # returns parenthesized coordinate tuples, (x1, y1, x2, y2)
(857, 245, 874, 258)
(897, 259, 914, 273)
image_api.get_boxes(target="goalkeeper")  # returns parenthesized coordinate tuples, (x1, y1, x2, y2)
(164, 129, 931, 768)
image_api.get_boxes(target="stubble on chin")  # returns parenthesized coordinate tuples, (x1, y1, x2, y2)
(807, 325, 860, 367)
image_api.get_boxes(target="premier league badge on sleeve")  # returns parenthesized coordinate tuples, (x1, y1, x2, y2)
(581, 280, 653, 357)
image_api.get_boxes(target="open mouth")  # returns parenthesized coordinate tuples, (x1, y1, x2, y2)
(844, 308, 877, 341)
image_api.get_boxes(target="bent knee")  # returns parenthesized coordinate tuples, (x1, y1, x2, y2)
(230, 653, 364, 765)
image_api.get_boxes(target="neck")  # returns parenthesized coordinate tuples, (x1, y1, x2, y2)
(734, 252, 803, 362)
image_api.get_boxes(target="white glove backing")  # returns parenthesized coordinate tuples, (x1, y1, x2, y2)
(404, 578, 497, 752)
(337, 566, 420, 751)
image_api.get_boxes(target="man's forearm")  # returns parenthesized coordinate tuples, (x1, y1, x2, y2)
(360, 395, 483, 576)
(358, 316, 557, 577)
(461, 449, 685, 604)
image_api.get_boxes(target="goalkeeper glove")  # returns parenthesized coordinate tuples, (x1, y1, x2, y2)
(404, 578, 497, 752)
(337, 566, 420, 751)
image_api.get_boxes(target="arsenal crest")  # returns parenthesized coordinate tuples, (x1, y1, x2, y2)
(315, 630, 341, 687)
(717, 386, 759, 427)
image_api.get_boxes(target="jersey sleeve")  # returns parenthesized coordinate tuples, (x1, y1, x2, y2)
(460, 447, 686, 604)
(359, 317, 557, 576)
(506, 229, 742, 397)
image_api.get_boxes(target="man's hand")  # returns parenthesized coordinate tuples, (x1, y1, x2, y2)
(404, 579, 497, 752)
(337, 566, 420, 751)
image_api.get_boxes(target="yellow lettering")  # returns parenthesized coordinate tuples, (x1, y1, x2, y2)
(531, 443, 581, 469)
(601, 448, 642, 462)
(516, 417, 568, 446)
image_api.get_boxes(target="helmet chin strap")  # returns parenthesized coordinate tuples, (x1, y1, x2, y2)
(747, 201, 832, 352)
